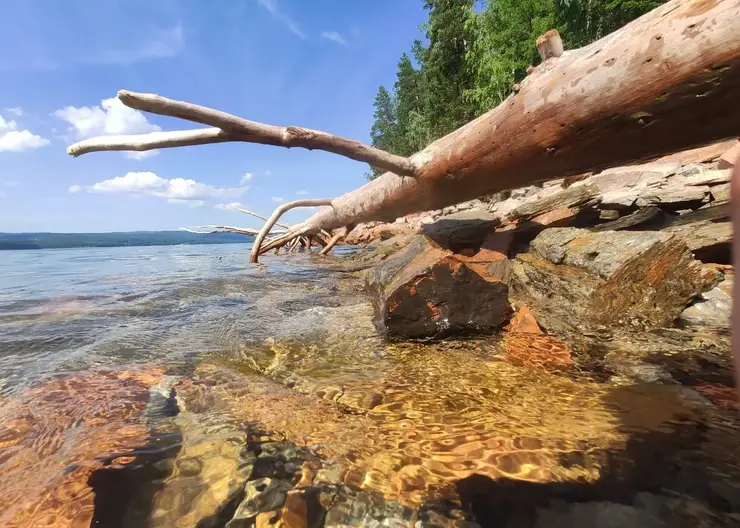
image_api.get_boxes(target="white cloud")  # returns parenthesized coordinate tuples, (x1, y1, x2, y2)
(68, 184, 83, 193)
(168, 198, 204, 208)
(271, 196, 285, 203)
(321, 31, 348, 47)
(5, 107, 23, 116)
(71, 172, 247, 208)
(265, 170, 272, 176)
(215, 202, 246, 211)
(0, 114, 50, 152)
(296, 190, 309, 195)
(125, 150, 160, 160)
(256, 0, 305, 38)
(241, 172, 253, 184)
(54, 97, 161, 140)
(84, 24, 185, 66)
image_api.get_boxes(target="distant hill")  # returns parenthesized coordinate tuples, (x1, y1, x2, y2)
(0, 231, 252, 250)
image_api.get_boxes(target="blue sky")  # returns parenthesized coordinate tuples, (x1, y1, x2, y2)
(0, 0, 427, 232)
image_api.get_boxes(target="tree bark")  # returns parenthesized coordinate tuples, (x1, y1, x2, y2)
(301, 0, 740, 232)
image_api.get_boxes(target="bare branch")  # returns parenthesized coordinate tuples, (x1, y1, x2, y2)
(68, 129, 234, 157)
(250, 200, 331, 263)
(319, 225, 353, 256)
(106, 90, 417, 176)
(258, 225, 311, 256)
(180, 225, 286, 236)
(238, 208, 290, 229)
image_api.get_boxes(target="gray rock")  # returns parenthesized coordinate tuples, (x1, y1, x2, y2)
(680, 276, 732, 328)
(534, 500, 666, 528)
(230, 478, 291, 523)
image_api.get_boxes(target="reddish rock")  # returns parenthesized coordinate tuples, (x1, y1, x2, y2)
(694, 383, 739, 410)
(507, 305, 543, 334)
(366, 235, 512, 339)
(717, 140, 740, 169)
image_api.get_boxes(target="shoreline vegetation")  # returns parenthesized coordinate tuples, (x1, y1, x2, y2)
(0, 231, 252, 251)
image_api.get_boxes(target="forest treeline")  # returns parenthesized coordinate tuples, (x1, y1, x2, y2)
(367, 0, 663, 179)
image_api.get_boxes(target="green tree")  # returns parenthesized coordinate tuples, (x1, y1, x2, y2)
(420, 0, 477, 139)
(556, 0, 664, 48)
(466, 0, 557, 115)
(367, 85, 399, 180)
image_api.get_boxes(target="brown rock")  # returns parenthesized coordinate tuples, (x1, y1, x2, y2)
(513, 228, 719, 327)
(507, 305, 543, 335)
(507, 184, 599, 222)
(717, 140, 740, 169)
(366, 235, 512, 338)
(513, 207, 578, 240)
(420, 210, 499, 252)
(280, 492, 308, 528)
(662, 204, 731, 262)
(591, 206, 668, 232)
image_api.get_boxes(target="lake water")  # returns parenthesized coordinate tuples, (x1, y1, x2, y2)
(0, 243, 739, 527)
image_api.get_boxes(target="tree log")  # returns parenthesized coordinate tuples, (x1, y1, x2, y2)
(300, 0, 740, 232)
(65, 0, 740, 251)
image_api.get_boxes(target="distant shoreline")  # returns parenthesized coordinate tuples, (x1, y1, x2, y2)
(0, 231, 252, 251)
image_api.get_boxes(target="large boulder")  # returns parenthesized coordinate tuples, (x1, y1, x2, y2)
(366, 234, 512, 339)
(512, 228, 719, 327)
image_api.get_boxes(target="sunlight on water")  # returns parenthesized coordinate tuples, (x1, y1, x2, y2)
(0, 244, 738, 527)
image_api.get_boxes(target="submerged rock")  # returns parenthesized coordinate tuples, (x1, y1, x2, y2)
(366, 235, 512, 339)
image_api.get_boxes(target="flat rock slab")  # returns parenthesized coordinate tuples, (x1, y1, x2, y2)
(366, 235, 512, 339)
(514, 228, 719, 327)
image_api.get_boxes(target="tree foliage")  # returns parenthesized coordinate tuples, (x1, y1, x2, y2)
(367, 0, 663, 179)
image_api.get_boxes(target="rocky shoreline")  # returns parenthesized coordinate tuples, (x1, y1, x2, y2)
(342, 139, 736, 341)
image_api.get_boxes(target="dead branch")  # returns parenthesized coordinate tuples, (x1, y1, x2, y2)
(68, 90, 417, 176)
(257, 225, 311, 256)
(68, 129, 234, 157)
(238, 208, 290, 229)
(319, 225, 353, 256)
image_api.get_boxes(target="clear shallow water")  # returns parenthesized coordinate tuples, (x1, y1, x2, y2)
(0, 244, 739, 527)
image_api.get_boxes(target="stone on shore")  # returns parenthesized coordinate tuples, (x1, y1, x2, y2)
(680, 268, 732, 329)
(366, 234, 512, 339)
(513, 228, 719, 327)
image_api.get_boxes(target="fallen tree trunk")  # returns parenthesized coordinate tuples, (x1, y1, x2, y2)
(67, 0, 740, 262)
(300, 0, 740, 231)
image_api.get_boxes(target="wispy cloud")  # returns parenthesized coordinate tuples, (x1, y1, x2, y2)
(168, 198, 204, 208)
(271, 196, 285, 203)
(83, 24, 185, 66)
(256, 0, 305, 38)
(5, 107, 23, 116)
(215, 202, 246, 211)
(241, 172, 254, 184)
(296, 190, 309, 195)
(320, 31, 348, 47)
(126, 150, 160, 160)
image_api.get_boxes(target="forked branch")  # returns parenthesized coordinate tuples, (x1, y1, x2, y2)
(250, 198, 333, 263)
(68, 90, 417, 176)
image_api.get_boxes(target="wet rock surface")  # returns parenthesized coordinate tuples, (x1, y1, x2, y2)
(366, 234, 512, 339)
